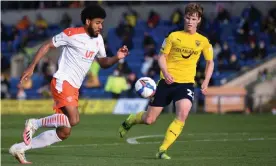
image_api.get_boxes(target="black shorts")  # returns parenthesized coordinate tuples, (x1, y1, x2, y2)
(149, 79, 195, 107)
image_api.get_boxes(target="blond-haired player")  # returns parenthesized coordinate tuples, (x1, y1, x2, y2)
(119, 3, 214, 159)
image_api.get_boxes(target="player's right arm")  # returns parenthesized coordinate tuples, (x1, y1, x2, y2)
(20, 40, 55, 83)
(158, 54, 174, 84)
(20, 31, 68, 83)
(159, 33, 174, 84)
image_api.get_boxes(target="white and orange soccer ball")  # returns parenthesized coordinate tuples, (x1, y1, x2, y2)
(135, 77, 157, 98)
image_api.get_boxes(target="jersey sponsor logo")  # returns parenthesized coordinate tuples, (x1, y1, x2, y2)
(172, 47, 199, 59)
(82, 50, 95, 63)
(181, 52, 193, 59)
(85, 50, 95, 59)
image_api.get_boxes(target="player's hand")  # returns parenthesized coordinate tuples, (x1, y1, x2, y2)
(201, 79, 209, 95)
(20, 66, 34, 84)
(164, 72, 174, 84)
(117, 45, 129, 59)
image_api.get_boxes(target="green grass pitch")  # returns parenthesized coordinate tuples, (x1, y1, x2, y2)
(1, 114, 276, 166)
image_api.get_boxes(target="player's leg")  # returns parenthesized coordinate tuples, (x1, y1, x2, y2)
(22, 113, 71, 145)
(22, 78, 78, 145)
(9, 79, 79, 164)
(119, 106, 163, 137)
(157, 84, 194, 159)
(157, 99, 192, 156)
(119, 79, 170, 138)
(56, 106, 79, 139)
(9, 106, 79, 164)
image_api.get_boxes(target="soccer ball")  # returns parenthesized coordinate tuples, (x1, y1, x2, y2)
(135, 77, 157, 98)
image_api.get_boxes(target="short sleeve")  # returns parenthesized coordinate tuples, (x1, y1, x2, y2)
(96, 35, 106, 58)
(52, 32, 69, 48)
(202, 40, 213, 61)
(160, 33, 174, 55)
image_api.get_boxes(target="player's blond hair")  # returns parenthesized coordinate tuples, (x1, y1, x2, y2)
(184, 3, 203, 18)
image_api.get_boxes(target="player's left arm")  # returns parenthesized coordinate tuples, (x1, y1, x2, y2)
(201, 41, 214, 95)
(97, 45, 129, 69)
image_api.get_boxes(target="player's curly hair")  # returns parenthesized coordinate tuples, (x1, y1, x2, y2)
(185, 3, 204, 18)
(81, 5, 106, 25)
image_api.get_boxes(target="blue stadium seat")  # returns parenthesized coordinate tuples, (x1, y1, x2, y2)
(219, 22, 233, 41)
(9, 77, 20, 98)
(135, 20, 147, 30)
(129, 49, 144, 57)
(1, 42, 9, 53)
(99, 76, 108, 85)
(134, 29, 145, 38)
(10, 77, 20, 89)
(230, 16, 241, 31)
(25, 89, 40, 99)
(251, 22, 260, 34)
(159, 20, 171, 26)
(268, 46, 276, 54)
(258, 32, 270, 45)
(133, 37, 144, 49)
(47, 24, 62, 36)
(4, 25, 13, 36)
(31, 74, 44, 89)
(80, 88, 111, 98)
(99, 65, 116, 76)
(107, 28, 122, 54)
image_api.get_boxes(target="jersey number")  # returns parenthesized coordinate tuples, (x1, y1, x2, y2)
(85, 51, 94, 58)
(187, 89, 194, 100)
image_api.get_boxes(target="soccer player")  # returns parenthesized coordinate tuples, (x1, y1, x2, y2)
(118, 3, 214, 159)
(9, 5, 129, 164)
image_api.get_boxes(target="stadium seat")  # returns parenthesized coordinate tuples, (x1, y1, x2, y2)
(31, 74, 44, 89)
(1, 42, 9, 53)
(135, 20, 147, 30)
(80, 88, 111, 98)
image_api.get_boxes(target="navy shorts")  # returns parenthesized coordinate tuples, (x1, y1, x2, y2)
(149, 79, 195, 107)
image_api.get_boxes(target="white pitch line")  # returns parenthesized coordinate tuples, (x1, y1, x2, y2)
(186, 132, 249, 136)
(1, 142, 122, 151)
(126, 132, 251, 144)
(126, 135, 276, 144)
(126, 135, 164, 144)
(248, 138, 265, 141)
(2, 136, 276, 151)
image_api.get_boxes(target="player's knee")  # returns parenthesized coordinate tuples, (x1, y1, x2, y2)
(61, 106, 80, 127)
(178, 109, 190, 121)
(56, 127, 71, 140)
(144, 116, 156, 125)
(69, 117, 79, 126)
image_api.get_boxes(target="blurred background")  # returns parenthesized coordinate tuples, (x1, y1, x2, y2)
(1, 1, 276, 115)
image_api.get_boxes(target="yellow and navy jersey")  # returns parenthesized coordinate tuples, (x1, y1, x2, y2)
(160, 30, 213, 83)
